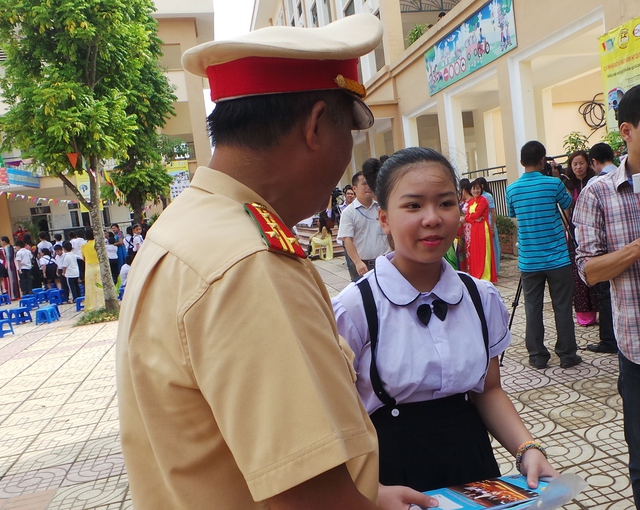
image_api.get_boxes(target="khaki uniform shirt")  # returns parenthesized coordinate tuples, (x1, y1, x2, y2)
(116, 167, 379, 509)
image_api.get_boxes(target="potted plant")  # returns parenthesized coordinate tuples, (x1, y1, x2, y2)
(496, 215, 516, 255)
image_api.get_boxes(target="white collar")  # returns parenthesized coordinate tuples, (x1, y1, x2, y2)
(353, 197, 378, 209)
(373, 254, 464, 306)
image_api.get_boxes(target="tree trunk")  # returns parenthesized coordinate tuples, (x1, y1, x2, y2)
(88, 157, 119, 312)
(129, 190, 144, 225)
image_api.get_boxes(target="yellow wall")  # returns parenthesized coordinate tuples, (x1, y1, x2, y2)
(364, 0, 637, 183)
(157, 18, 212, 168)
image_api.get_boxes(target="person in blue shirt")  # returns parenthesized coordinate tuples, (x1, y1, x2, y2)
(505, 141, 582, 369)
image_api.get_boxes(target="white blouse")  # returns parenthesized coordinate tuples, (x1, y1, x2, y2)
(332, 255, 511, 415)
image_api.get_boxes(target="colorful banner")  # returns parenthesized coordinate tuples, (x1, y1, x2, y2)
(424, 0, 517, 96)
(0, 167, 8, 187)
(599, 17, 640, 131)
(0, 190, 77, 205)
(167, 160, 190, 199)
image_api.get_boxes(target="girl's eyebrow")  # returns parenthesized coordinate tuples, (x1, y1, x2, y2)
(399, 191, 457, 199)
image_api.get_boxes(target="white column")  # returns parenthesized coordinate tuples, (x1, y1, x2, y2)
(402, 116, 419, 148)
(483, 110, 497, 168)
(440, 93, 467, 174)
(508, 58, 538, 160)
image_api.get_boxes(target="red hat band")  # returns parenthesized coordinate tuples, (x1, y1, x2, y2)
(207, 56, 361, 102)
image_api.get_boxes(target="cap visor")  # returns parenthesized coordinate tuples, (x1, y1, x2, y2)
(353, 96, 374, 130)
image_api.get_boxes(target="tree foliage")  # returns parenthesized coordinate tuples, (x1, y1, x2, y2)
(0, 0, 172, 312)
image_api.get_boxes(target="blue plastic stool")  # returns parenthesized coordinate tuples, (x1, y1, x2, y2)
(19, 296, 39, 311)
(47, 289, 64, 305)
(35, 306, 60, 325)
(79, 284, 85, 297)
(0, 319, 14, 337)
(0, 294, 11, 305)
(75, 296, 85, 312)
(32, 289, 47, 304)
(9, 307, 32, 324)
(0, 310, 9, 320)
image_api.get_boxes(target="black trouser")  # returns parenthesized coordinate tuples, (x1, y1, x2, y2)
(19, 268, 32, 295)
(77, 258, 85, 282)
(66, 277, 81, 301)
(348, 258, 375, 282)
(595, 281, 617, 349)
(58, 270, 69, 300)
(109, 259, 119, 284)
(370, 394, 500, 492)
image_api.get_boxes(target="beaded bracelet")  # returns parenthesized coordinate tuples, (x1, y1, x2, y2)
(515, 440, 547, 474)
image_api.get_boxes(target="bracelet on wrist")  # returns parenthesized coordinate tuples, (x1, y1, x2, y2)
(515, 440, 547, 474)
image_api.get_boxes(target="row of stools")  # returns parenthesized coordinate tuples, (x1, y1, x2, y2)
(0, 289, 68, 338)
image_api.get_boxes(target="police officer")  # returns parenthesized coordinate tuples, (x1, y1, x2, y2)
(116, 14, 437, 510)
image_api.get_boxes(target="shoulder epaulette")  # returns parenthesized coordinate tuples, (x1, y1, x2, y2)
(244, 202, 306, 259)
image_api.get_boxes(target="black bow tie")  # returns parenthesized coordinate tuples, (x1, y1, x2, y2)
(417, 300, 448, 326)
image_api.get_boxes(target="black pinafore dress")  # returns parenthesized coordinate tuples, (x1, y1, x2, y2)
(356, 273, 500, 492)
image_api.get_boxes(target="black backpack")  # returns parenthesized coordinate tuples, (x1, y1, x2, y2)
(125, 236, 136, 258)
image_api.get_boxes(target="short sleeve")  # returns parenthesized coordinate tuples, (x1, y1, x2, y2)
(481, 280, 512, 358)
(557, 181, 573, 209)
(337, 206, 356, 241)
(186, 253, 375, 501)
(506, 187, 516, 218)
(573, 186, 606, 283)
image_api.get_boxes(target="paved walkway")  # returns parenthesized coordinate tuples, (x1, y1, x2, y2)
(0, 256, 633, 509)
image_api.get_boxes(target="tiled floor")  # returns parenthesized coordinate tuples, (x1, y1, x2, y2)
(0, 256, 634, 509)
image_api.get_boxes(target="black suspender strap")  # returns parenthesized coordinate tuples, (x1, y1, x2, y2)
(356, 273, 491, 407)
(458, 272, 490, 371)
(356, 278, 397, 407)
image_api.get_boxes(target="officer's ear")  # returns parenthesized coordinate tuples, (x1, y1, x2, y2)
(302, 100, 329, 152)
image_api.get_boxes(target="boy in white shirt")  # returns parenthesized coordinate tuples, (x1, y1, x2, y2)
(106, 235, 119, 283)
(54, 244, 70, 302)
(62, 241, 81, 301)
(37, 231, 53, 256)
(15, 240, 33, 295)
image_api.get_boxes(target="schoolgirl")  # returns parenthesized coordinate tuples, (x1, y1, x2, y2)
(332, 147, 557, 493)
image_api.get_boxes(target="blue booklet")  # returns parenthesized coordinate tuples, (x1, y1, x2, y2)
(424, 475, 548, 509)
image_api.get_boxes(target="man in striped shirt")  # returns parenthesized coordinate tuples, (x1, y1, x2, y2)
(506, 141, 581, 370)
(573, 84, 640, 507)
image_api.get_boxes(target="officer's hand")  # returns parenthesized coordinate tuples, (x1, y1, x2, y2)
(356, 260, 368, 276)
(378, 484, 439, 509)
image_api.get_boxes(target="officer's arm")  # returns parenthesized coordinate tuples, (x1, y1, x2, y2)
(266, 464, 378, 510)
(267, 465, 439, 510)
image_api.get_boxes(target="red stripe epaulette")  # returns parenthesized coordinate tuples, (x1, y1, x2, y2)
(244, 202, 306, 259)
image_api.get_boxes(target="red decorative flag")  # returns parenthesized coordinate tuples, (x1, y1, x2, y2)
(67, 152, 79, 168)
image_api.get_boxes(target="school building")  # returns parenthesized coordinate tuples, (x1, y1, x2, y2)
(253, 0, 637, 214)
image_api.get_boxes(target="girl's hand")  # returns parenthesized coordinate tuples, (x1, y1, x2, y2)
(520, 448, 559, 488)
(378, 484, 439, 510)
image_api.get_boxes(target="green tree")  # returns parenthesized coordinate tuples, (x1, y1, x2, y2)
(0, 0, 170, 312)
(101, 29, 177, 224)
